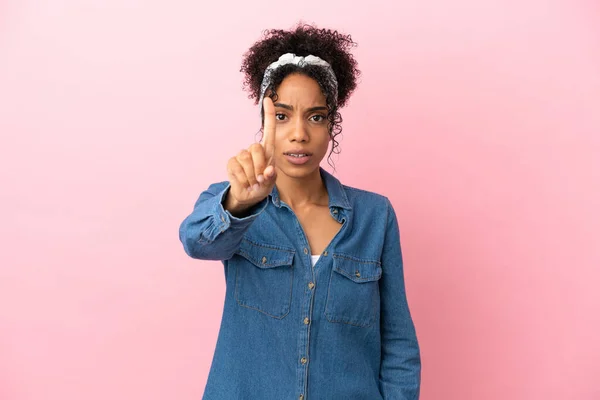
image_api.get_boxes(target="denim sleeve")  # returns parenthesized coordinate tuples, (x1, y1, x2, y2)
(379, 198, 422, 400)
(178, 181, 269, 261)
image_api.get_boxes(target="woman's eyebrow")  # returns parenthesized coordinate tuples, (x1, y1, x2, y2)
(274, 102, 294, 110)
(274, 102, 328, 112)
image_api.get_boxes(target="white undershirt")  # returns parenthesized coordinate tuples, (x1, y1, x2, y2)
(310, 255, 320, 267)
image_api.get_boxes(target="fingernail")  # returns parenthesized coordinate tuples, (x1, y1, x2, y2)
(257, 175, 265, 183)
(252, 184, 259, 191)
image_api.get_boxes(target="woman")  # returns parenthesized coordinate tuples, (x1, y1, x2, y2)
(179, 23, 421, 400)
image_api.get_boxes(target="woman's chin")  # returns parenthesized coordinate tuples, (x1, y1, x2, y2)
(277, 163, 321, 179)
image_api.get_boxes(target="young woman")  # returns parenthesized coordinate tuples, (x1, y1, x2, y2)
(179, 23, 421, 400)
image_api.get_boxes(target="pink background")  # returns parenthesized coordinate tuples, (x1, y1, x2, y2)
(1, 1, 599, 399)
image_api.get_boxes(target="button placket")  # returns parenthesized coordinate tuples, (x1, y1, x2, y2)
(300, 270, 315, 398)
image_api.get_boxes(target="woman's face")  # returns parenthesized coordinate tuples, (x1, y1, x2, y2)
(268, 73, 330, 180)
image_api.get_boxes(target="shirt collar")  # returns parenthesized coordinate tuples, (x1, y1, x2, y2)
(269, 167, 352, 210)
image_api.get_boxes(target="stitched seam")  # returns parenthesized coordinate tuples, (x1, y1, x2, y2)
(238, 249, 293, 268)
(325, 310, 376, 327)
(334, 267, 381, 282)
(333, 253, 381, 265)
(240, 237, 295, 253)
(341, 185, 386, 199)
(236, 301, 290, 319)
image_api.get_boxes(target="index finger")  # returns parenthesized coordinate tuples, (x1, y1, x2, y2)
(261, 97, 276, 160)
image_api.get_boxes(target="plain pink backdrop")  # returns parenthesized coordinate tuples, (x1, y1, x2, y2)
(1, 1, 599, 399)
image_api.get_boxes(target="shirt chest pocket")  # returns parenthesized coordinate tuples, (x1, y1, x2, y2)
(233, 239, 295, 319)
(325, 254, 382, 328)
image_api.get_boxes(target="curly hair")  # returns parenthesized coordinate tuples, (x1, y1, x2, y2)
(240, 22, 360, 169)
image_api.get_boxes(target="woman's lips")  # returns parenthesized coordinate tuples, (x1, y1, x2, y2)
(284, 153, 312, 165)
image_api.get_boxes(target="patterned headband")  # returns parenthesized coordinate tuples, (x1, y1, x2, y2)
(258, 53, 339, 116)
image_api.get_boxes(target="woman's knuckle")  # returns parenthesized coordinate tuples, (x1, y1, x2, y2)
(249, 143, 262, 152)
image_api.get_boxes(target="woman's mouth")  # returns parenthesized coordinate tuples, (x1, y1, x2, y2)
(283, 152, 312, 165)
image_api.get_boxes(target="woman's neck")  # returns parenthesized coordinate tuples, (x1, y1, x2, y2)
(276, 168, 328, 209)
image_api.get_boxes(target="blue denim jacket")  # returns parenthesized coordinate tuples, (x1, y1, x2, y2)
(179, 168, 421, 400)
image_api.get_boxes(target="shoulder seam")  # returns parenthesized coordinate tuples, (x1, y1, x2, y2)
(341, 184, 386, 198)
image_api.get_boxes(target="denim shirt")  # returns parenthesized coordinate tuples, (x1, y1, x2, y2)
(179, 168, 421, 400)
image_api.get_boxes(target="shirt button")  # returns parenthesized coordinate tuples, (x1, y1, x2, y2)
(303, 247, 308, 254)
(323, 250, 328, 256)
(261, 256, 267, 264)
(303, 317, 309, 325)
(355, 270, 361, 278)
(299, 395, 304, 400)
(300, 357, 307, 364)
(332, 209, 338, 214)
(308, 282, 315, 290)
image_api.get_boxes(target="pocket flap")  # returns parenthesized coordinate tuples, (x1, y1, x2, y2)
(332, 254, 382, 283)
(237, 239, 295, 268)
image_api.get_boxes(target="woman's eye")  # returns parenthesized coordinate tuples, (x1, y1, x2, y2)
(311, 115, 326, 122)
(275, 113, 286, 121)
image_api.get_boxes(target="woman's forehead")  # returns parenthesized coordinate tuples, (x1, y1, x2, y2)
(275, 74, 327, 105)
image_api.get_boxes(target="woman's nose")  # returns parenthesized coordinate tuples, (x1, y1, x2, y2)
(289, 118, 309, 142)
